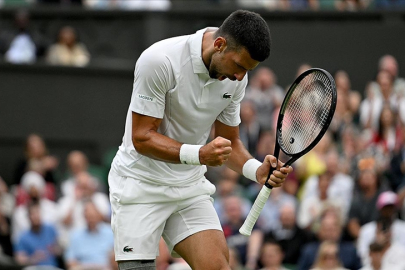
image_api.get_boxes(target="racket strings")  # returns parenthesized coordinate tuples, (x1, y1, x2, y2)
(280, 71, 333, 154)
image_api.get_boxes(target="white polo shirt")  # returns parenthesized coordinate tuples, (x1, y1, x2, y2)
(111, 28, 247, 186)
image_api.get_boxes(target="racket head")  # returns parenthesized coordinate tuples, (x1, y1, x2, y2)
(275, 68, 337, 162)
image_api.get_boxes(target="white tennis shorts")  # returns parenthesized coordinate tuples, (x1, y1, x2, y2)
(108, 170, 223, 261)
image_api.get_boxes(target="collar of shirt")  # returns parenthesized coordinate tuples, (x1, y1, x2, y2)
(189, 27, 218, 75)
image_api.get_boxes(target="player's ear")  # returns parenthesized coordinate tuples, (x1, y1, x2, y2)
(214, 37, 227, 52)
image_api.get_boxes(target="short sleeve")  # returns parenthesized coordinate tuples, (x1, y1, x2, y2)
(216, 77, 247, 126)
(129, 50, 175, 119)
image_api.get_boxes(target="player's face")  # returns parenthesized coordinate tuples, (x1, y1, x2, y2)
(209, 46, 259, 81)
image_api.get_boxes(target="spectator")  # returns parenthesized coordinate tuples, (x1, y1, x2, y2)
(0, 176, 15, 219)
(300, 149, 353, 217)
(64, 200, 114, 270)
(266, 203, 314, 266)
(259, 183, 298, 234)
(0, 10, 45, 64)
(46, 26, 90, 67)
(37, 0, 82, 5)
(239, 100, 261, 157)
(221, 196, 263, 270)
(60, 150, 105, 197)
(310, 240, 349, 270)
(12, 171, 58, 244)
(13, 134, 58, 186)
(213, 167, 251, 224)
(357, 191, 405, 264)
(259, 240, 289, 270)
(347, 158, 388, 240)
(378, 55, 405, 97)
(298, 170, 345, 230)
(57, 171, 110, 248)
(14, 202, 60, 267)
(298, 210, 361, 270)
(245, 67, 284, 131)
(360, 240, 405, 270)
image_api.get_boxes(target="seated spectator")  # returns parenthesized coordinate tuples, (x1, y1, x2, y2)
(64, 200, 114, 270)
(57, 171, 110, 248)
(259, 184, 298, 233)
(298, 170, 345, 230)
(360, 240, 405, 270)
(12, 171, 58, 244)
(347, 158, 388, 240)
(244, 67, 284, 131)
(239, 100, 261, 157)
(213, 167, 251, 224)
(84, 0, 171, 10)
(13, 133, 58, 186)
(60, 150, 105, 197)
(0, 10, 42, 64)
(258, 240, 289, 270)
(265, 203, 314, 266)
(221, 196, 263, 269)
(14, 202, 60, 267)
(46, 26, 90, 67)
(357, 191, 405, 265)
(0, 176, 15, 219)
(300, 149, 353, 217)
(298, 210, 361, 270)
(310, 240, 349, 270)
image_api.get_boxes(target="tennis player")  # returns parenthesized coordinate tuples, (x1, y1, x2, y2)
(109, 10, 293, 270)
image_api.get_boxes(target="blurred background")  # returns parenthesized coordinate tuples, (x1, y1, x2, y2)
(0, 0, 405, 270)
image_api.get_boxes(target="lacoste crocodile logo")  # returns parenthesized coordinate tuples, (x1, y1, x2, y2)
(222, 93, 232, 99)
(123, 246, 133, 252)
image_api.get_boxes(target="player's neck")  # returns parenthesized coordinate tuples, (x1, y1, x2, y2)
(201, 31, 215, 70)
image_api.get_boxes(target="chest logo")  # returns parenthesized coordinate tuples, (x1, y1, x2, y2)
(222, 93, 232, 99)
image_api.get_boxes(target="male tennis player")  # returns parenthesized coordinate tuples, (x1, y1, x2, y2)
(109, 10, 293, 270)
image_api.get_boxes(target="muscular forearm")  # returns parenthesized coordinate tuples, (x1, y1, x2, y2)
(133, 130, 183, 164)
(225, 138, 254, 174)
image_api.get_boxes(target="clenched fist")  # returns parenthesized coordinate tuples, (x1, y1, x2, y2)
(199, 136, 232, 166)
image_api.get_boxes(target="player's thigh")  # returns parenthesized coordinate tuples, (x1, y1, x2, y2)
(174, 229, 230, 270)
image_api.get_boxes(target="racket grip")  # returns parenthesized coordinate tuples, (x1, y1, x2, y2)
(239, 185, 272, 236)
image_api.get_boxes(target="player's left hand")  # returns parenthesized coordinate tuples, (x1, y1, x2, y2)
(256, 155, 293, 187)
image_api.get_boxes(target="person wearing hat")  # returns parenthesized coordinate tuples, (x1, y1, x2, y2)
(357, 191, 405, 265)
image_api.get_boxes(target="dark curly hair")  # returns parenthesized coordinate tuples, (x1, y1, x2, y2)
(215, 10, 271, 62)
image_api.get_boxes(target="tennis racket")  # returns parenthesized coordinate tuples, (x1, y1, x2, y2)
(239, 68, 337, 236)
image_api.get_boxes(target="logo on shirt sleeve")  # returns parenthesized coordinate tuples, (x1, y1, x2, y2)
(137, 94, 155, 103)
(222, 92, 232, 99)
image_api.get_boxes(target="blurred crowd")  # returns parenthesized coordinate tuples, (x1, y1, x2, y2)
(1, 0, 405, 11)
(1, 54, 405, 270)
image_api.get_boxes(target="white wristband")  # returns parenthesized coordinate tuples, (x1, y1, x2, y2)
(242, 159, 262, 183)
(179, 144, 203, 165)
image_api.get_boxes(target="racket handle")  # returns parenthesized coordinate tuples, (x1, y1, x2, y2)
(239, 185, 272, 236)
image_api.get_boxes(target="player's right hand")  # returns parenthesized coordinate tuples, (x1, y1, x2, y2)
(199, 136, 232, 166)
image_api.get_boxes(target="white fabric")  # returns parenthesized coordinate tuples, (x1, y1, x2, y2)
(57, 192, 110, 247)
(357, 220, 405, 265)
(300, 173, 354, 217)
(359, 243, 405, 270)
(242, 159, 262, 183)
(11, 199, 58, 244)
(108, 170, 221, 260)
(111, 27, 247, 187)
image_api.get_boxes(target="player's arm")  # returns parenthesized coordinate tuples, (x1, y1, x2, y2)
(214, 120, 292, 186)
(132, 112, 233, 166)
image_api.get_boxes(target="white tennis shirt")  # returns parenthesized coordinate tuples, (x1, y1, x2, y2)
(111, 28, 248, 186)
